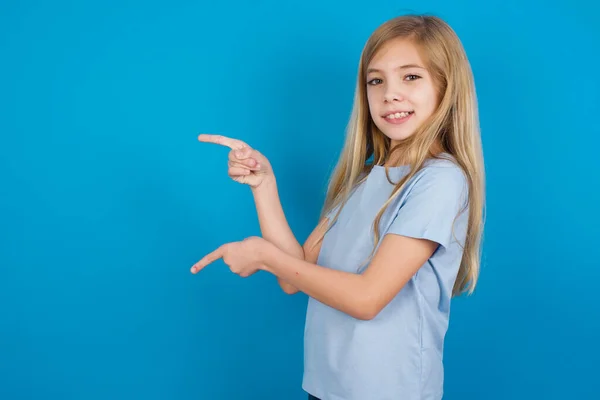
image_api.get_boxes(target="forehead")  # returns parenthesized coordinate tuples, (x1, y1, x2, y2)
(367, 38, 425, 70)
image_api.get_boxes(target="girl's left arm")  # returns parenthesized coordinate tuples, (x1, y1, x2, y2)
(259, 233, 438, 320)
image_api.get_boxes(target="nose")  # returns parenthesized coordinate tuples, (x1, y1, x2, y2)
(383, 85, 404, 103)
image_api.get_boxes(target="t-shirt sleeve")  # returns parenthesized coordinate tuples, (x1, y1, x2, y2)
(385, 165, 469, 250)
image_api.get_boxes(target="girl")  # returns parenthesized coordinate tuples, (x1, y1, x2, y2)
(193, 14, 485, 400)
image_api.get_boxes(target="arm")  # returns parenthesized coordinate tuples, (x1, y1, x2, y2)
(259, 233, 438, 320)
(260, 165, 470, 317)
(252, 176, 328, 295)
(196, 133, 329, 295)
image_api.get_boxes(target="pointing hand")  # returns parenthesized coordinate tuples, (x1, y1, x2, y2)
(198, 134, 273, 188)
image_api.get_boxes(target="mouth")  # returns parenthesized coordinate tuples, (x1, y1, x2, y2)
(382, 111, 414, 124)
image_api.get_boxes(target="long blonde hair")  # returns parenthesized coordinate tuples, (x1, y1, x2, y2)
(316, 14, 485, 296)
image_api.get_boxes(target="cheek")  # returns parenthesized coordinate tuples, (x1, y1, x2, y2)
(366, 92, 379, 113)
(415, 87, 438, 115)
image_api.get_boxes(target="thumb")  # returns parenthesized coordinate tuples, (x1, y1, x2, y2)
(246, 149, 269, 170)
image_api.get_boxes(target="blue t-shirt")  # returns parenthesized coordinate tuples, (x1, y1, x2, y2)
(302, 156, 470, 400)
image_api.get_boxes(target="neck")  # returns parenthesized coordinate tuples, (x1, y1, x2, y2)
(384, 140, 444, 167)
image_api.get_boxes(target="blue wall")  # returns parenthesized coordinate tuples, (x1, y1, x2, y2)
(1, 1, 598, 399)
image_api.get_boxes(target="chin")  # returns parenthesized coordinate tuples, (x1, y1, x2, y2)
(380, 129, 416, 142)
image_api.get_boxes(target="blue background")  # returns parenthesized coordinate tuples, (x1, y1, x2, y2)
(1, 1, 598, 399)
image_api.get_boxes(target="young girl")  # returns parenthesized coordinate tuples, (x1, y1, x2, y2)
(193, 14, 485, 400)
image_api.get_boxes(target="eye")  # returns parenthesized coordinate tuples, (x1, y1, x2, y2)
(405, 74, 421, 81)
(367, 78, 382, 86)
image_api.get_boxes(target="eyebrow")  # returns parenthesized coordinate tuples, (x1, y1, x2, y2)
(366, 64, 426, 74)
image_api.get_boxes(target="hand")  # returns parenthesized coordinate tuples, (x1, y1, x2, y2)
(197, 134, 273, 188)
(191, 236, 267, 278)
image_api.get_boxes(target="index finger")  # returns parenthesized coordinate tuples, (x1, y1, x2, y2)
(191, 245, 225, 274)
(198, 134, 248, 150)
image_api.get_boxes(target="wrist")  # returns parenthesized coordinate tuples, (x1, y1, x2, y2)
(251, 174, 276, 195)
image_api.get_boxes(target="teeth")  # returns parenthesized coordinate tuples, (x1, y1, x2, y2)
(386, 111, 411, 119)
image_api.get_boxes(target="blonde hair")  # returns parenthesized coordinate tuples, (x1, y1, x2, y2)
(316, 14, 485, 296)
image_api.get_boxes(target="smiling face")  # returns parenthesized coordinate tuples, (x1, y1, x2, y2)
(365, 37, 440, 148)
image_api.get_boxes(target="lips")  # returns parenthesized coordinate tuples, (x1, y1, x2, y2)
(382, 110, 414, 118)
(382, 110, 414, 124)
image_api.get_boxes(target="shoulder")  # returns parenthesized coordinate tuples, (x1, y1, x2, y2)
(385, 156, 470, 250)
(419, 155, 467, 187)
(406, 158, 469, 209)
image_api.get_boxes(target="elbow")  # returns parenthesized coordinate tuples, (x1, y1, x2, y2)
(282, 285, 299, 295)
(351, 278, 403, 320)
(352, 298, 382, 321)
(278, 279, 299, 295)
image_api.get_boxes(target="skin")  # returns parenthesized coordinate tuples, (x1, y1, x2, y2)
(365, 37, 440, 163)
(193, 39, 442, 321)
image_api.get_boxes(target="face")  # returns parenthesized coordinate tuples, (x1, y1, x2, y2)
(365, 38, 439, 148)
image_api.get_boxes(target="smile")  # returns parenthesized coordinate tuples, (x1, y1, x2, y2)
(383, 111, 414, 124)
